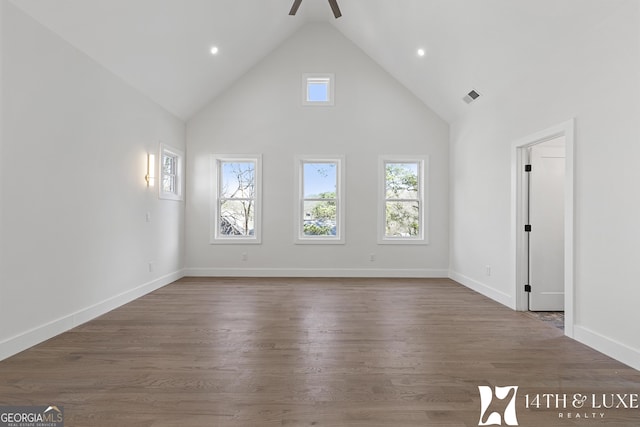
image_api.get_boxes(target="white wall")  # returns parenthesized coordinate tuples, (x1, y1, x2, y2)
(0, 2, 4, 332)
(450, 2, 640, 369)
(186, 23, 449, 277)
(0, 3, 186, 360)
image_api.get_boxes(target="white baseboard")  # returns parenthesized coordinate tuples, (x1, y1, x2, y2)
(184, 267, 449, 278)
(0, 270, 184, 362)
(574, 325, 640, 371)
(449, 271, 640, 372)
(448, 270, 514, 309)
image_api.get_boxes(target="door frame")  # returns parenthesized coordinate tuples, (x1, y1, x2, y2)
(510, 119, 575, 338)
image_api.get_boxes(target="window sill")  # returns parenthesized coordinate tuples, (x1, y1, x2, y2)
(295, 237, 345, 245)
(377, 238, 428, 245)
(210, 238, 262, 245)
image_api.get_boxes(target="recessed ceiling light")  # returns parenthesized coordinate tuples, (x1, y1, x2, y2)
(210, 46, 219, 55)
(417, 48, 426, 57)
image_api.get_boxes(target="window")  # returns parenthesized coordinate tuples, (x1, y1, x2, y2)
(211, 155, 262, 244)
(295, 156, 344, 244)
(379, 156, 428, 244)
(159, 144, 184, 201)
(308, 79, 329, 102)
(302, 73, 335, 106)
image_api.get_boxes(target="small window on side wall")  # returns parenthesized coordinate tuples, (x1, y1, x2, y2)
(159, 144, 184, 201)
(302, 73, 335, 106)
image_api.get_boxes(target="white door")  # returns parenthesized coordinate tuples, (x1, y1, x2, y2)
(528, 138, 565, 311)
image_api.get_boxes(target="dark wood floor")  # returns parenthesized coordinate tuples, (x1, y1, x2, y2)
(0, 278, 638, 426)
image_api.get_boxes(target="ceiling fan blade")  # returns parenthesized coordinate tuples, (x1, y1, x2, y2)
(289, 0, 303, 15)
(328, 0, 342, 18)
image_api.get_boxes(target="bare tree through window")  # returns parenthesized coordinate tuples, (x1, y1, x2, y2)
(219, 161, 256, 236)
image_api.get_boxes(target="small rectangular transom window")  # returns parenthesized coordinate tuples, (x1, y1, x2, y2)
(302, 73, 335, 106)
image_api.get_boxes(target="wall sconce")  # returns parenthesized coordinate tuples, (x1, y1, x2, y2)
(145, 153, 155, 187)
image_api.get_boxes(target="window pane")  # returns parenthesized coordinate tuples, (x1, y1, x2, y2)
(221, 162, 255, 199)
(162, 174, 176, 194)
(385, 162, 419, 199)
(307, 81, 329, 102)
(159, 145, 183, 201)
(162, 155, 176, 175)
(385, 201, 420, 237)
(220, 200, 255, 236)
(303, 200, 337, 236)
(303, 163, 337, 198)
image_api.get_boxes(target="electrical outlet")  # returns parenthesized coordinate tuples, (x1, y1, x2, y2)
(369, 253, 376, 262)
(145, 212, 151, 222)
(485, 265, 491, 276)
(148, 262, 154, 272)
(241, 252, 248, 261)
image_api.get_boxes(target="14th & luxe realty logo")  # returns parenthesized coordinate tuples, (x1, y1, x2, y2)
(478, 386, 640, 426)
(478, 386, 519, 426)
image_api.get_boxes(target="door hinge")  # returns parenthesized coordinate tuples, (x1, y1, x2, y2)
(524, 284, 532, 292)
(525, 164, 532, 172)
(524, 224, 532, 232)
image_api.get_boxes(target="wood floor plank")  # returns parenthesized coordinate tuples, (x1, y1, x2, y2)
(0, 277, 638, 426)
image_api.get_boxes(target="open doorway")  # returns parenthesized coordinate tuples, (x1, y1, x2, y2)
(511, 119, 574, 338)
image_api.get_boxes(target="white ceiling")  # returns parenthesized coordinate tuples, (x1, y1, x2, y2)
(9, 0, 628, 122)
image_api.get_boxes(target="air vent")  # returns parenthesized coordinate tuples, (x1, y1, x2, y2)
(463, 89, 481, 104)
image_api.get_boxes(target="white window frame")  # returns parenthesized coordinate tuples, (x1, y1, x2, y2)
(302, 73, 335, 106)
(295, 155, 345, 244)
(378, 155, 428, 245)
(158, 144, 184, 201)
(210, 154, 262, 244)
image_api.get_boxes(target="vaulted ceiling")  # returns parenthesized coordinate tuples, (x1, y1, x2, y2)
(9, 0, 628, 122)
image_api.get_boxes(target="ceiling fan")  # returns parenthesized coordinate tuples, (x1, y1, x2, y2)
(289, 0, 342, 19)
